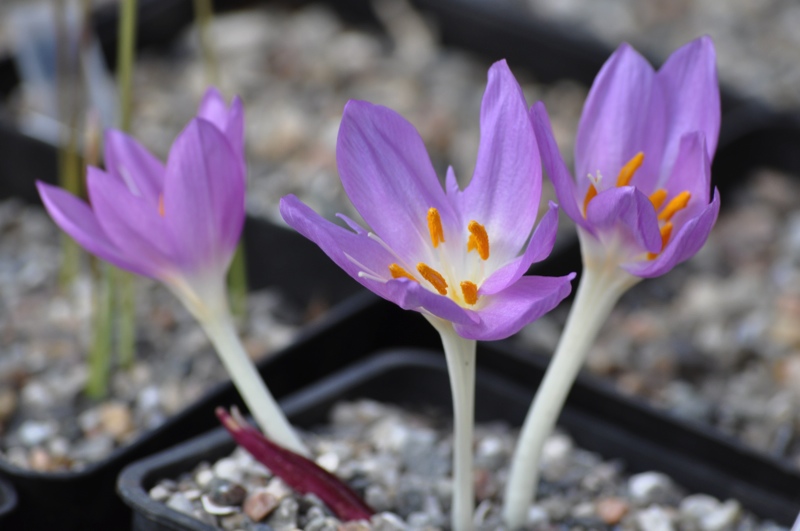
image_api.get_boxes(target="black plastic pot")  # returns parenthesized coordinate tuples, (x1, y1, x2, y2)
(0, 476, 18, 524)
(118, 346, 800, 530)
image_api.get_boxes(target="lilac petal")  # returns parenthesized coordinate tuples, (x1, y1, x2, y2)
(37, 181, 152, 276)
(585, 186, 662, 254)
(627, 188, 720, 278)
(365, 277, 478, 325)
(481, 202, 559, 294)
(455, 274, 575, 341)
(335, 213, 368, 235)
(531, 103, 593, 233)
(197, 87, 230, 130)
(657, 36, 720, 163)
(661, 132, 711, 228)
(216, 408, 374, 522)
(445, 166, 460, 199)
(462, 60, 541, 261)
(163, 118, 245, 272)
(87, 166, 175, 272)
(281, 195, 476, 326)
(198, 88, 245, 166)
(103, 129, 165, 206)
(575, 43, 662, 191)
(336, 100, 456, 260)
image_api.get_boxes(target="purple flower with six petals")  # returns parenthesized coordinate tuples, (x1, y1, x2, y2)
(532, 36, 720, 277)
(37, 88, 245, 309)
(281, 60, 574, 341)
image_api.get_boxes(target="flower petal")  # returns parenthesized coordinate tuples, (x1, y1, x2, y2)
(575, 43, 662, 192)
(627, 188, 720, 278)
(103, 129, 165, 206)
(336, 100, 455, 260)
(657, 36, 720, 165)
(585, 186, 662, 254)
(663, 131, 712, 227)
(480, 201, 559, 294)
(86, 166, 175, 272)
(455, 274, 575, 341)
(280, 195, 476, 325)
(37, 181, 152, 276)
(197, 88, 246, 172)
(531, 102, 593, 233)
(163, 118, 245, 272)
(462, 60, 541, 262)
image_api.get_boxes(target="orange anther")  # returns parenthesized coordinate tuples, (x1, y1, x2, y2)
(616, 152, 644, 187)
(467, 221, 490, 260)
(389, 263, 416, 281)
(460, 281, 479, 305)
(583, 183, 598, 217)
(658, 191, 691, 222)
(158, 194, 165, 217)
(649, 188, 668, 211)
(647, 222, 673, 260)
(427, 207, 445, 248)
(417, 263, 448, 295)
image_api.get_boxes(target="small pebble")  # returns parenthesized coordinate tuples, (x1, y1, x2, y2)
(700, 499, 742, 531)
(628, 471, 673, 505)
(243, 489, 280, 522)
(636, 506, 675, 531)
(596, 497, 629, 524)
(166, 492, 195, 516)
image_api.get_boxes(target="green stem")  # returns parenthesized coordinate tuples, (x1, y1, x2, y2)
(113, 0, 138, 368)
(193, 0, 219, 86)
(426, 316, 476, 531)
(86, 261, 114, 399)
(116, 0, 137, 132)
(227, 242, 248, 322)
(502, 259, 639, 529)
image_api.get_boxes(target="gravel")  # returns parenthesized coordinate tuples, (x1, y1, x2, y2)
(150, 399, 789, 530)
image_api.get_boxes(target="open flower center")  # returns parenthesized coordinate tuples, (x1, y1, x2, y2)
(582, 152, 691, 260)
(388, 207, 490, 307)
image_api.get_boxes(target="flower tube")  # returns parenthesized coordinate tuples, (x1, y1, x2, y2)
(37, 88, 306, 455)
(281, 60, 573, 531)
(503, 37, 721, 528)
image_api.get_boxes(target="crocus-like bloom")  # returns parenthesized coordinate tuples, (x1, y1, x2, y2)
(533, 36, 721, 278)
(280, 60, 574, 341)
(37, 88, 245, 312)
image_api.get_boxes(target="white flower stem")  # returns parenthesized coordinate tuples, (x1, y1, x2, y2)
(427, 316, 477, 531)
(502, 258, 639, 529)
(170, 275, 308, 456)
(199, 312, 308, 455)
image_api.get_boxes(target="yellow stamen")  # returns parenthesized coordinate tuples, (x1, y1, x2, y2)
(583, 183, 598, 216)
(658, 191, 691, 222)
(647, 222, 673, 260)
(389, 263, 416, 281)
(417, 263, 448, 295)
(466, 221, 490, 260)
(649, 188, 668, 211)
(427, 207, 445, 248)
(460, 281, 479, 305)
(158, 194, 165, 217)
(616, 152, 644, 187)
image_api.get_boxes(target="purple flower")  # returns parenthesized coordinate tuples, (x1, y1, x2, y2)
(281, 61, 574, 341)
(532, 37, 721, 278)
(37, 88, 245, 298)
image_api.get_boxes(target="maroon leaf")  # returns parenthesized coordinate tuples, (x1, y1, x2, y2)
(216, 407, 374, 522)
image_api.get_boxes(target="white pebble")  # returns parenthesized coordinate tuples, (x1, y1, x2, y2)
(195, 468, 215, 488)
(679, 494, 720, 520)
(213, 457, 244, 483)
(201, 494, 237, 515)
(628, 471, 672, 504)
(316, 451, 339, 473)
(527, 505, 549, 525)
(148, 484, 172, 502)
(635, 506, 675, 531)
(18, 420, 56, 446)
(699, 499, 742, 531)
(264, 477, 293, 500)
(166, 492, 195, 516)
